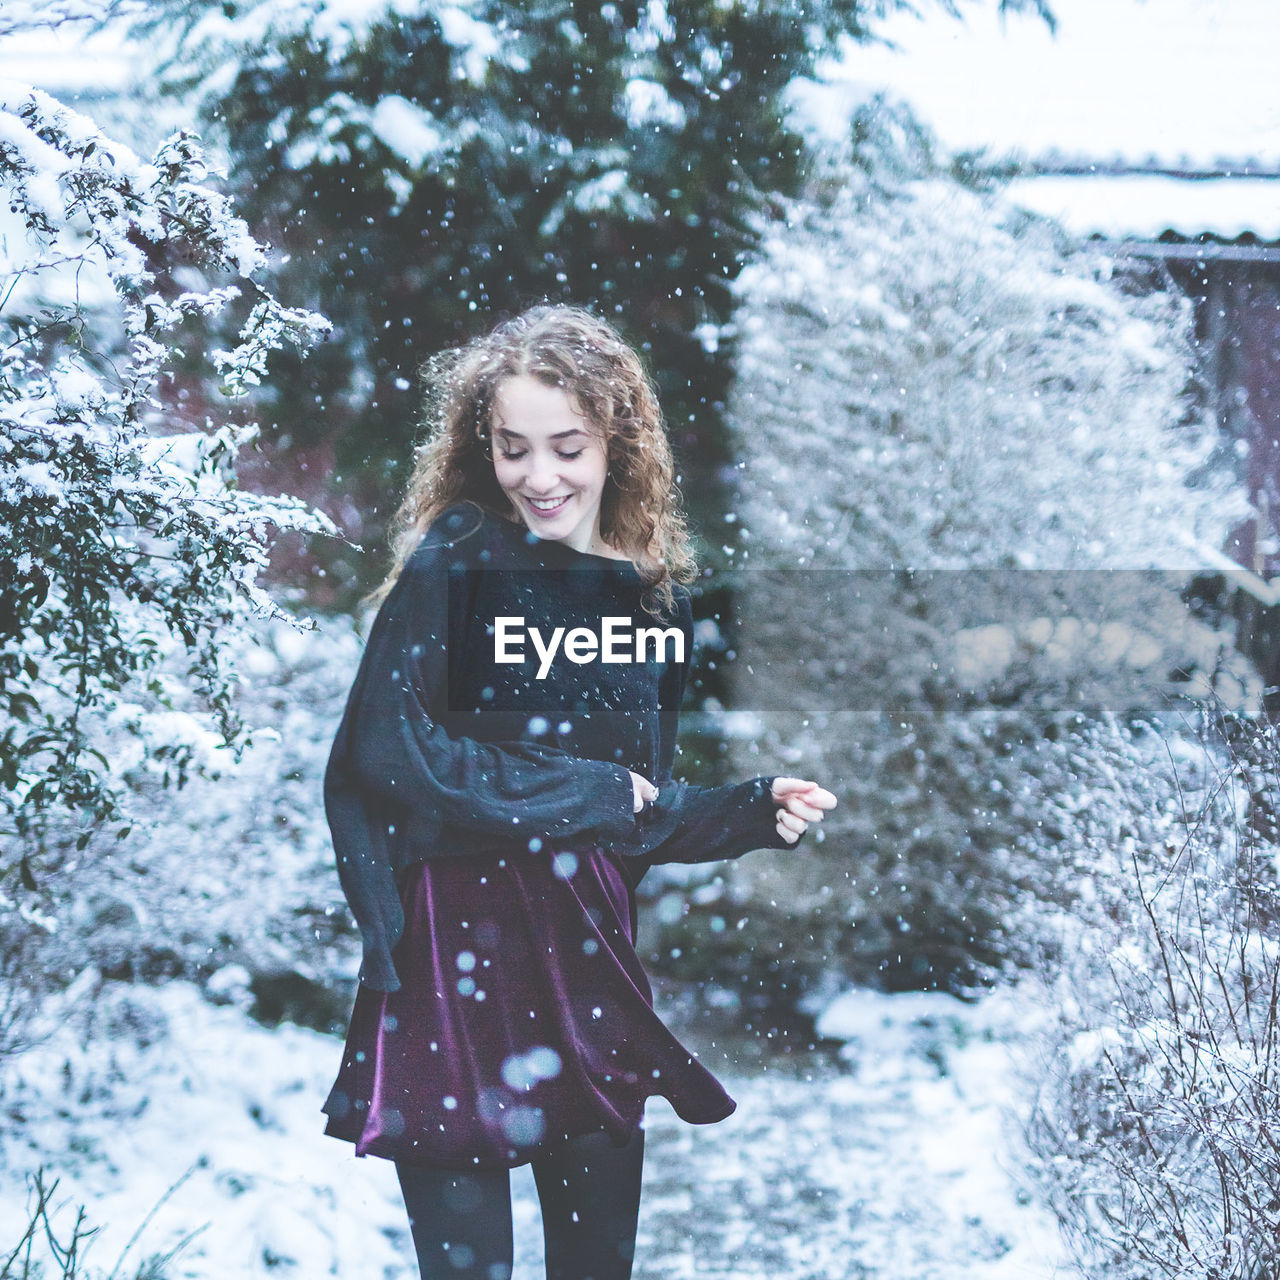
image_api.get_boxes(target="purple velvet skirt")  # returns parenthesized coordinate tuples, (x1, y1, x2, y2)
(321, 845, 735, 1170)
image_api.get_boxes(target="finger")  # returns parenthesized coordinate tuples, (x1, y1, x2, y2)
(770, 777, 810, 795)
(785, 797, 826, 822)
(770, 779, 838, 809)
(775, 784, 838, 811)
(777, 809, 807, 834)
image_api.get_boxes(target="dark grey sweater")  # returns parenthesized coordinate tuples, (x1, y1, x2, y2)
(324, 500, 804, 991)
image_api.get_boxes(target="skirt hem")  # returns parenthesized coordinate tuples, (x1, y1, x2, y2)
(321, 1092, 737, 1172)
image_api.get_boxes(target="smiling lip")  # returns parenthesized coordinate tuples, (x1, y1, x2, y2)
(525, 495, 571, 516)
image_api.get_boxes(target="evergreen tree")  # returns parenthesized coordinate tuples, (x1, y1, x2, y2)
(131, 0, 1056, 590)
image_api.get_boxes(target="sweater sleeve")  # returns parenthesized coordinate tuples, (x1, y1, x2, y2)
(326, 519, 639, 851)
(612, 587, 808, 875)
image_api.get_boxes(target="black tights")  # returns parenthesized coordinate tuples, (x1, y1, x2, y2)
(396, 1125, 645, 1280)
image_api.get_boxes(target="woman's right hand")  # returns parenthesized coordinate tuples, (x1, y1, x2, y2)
(628, 770, 660, 813)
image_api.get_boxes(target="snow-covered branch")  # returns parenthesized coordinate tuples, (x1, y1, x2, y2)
(0, 0, 150, 39)
(1, 84, 333, 884)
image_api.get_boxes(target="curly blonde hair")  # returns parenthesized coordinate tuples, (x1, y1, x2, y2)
(363, 303, 698, 619)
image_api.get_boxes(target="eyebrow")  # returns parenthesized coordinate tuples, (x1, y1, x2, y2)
(493, 427, 589, 442)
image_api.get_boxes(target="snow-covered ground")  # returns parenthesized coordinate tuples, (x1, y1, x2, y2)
(0, 977, 1066, 1279)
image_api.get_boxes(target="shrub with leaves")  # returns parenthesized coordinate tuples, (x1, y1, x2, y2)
(0, 83, 332, 1045)
(0, 86, 332, 845)
(0, 610, 371, 1039)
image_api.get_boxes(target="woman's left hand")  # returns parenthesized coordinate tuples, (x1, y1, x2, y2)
(770, 777, 837, 845)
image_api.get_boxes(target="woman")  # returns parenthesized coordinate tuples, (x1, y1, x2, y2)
(321, 303, 836, 1280)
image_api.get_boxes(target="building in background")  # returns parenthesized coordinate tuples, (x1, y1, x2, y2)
(1011, 158, 1280, 573)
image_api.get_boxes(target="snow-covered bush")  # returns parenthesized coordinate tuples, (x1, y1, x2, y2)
(700, 114, 1253, 999)
(1, 84, 332, 1050)
(0, 611, 366, 1042)
(1017, 707, 1280, 1279)
(729, 117, 1243, 573)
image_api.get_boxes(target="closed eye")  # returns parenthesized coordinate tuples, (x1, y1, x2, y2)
(499, 449, 585, 462)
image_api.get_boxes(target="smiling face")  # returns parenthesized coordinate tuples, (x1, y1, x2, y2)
(490, 374, 614, 556)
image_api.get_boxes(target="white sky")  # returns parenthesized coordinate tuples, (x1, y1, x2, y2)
(803, 0, 1280, 168)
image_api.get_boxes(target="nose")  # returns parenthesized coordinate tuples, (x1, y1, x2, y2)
(525, 453, 560, 494)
